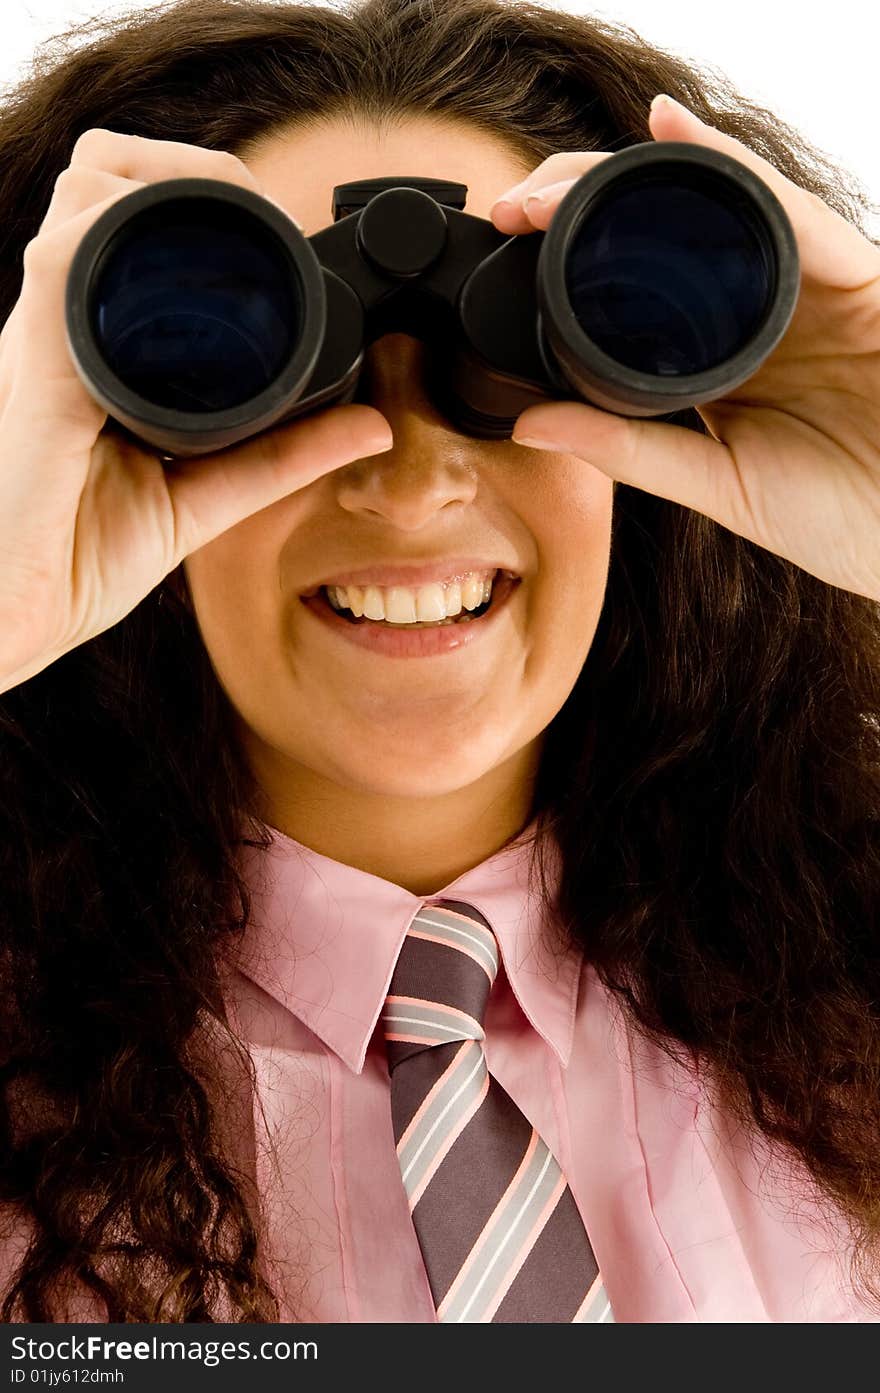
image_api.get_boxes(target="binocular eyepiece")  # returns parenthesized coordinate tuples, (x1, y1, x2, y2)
(64, 140, 799, 461)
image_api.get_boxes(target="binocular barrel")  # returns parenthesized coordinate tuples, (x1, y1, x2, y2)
(64, 141, 800, 460)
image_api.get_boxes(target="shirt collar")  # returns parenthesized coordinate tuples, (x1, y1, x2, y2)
(233, 817, 582, 1075)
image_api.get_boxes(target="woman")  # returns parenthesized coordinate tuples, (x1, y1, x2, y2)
(0, 0, 878, 1323)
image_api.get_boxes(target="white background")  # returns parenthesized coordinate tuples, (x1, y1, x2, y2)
(4, 0, 878, 238)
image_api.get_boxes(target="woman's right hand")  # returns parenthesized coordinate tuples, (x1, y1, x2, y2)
(0, 128, 393, 694)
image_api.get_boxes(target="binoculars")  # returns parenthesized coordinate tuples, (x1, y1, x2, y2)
(64, 140, 800, 461)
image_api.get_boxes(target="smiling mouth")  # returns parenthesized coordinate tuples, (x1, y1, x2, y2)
(300, 571, 520, 629)
(323, 589, 494, 627)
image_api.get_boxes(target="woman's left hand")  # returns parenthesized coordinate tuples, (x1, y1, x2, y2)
(491, 95, 880, 602)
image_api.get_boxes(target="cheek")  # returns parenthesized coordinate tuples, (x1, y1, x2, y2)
(535, 471, 614, 669)
(182, 527, 282, 680)
(542, 464, 615, 577)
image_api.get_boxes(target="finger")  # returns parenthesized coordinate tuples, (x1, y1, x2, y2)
(67, 127, 304, 231)
(490, 100, 880, 292)
(68, 126, 262, 197)
(0, 168, 137, 409)
(490, 153, 611, 233)
(648, 95, 880, 291)
(510, 398, 759, 544)
(6, 154, 222, 400)
(164, 403, 394, 563)
(517, 178, 580, 232)
(9, 147, 247, 415)
(6, 189, 150, 440)
(6, 146, 303, 435)
(31, 162, 145, 240)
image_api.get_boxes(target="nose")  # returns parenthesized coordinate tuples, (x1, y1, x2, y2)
(331, 333, 479, 528)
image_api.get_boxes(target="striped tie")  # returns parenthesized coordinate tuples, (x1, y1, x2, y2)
(381, 897, 613, 1323)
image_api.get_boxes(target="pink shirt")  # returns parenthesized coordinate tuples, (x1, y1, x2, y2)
(2, 818, 875, 1322)
(227, 817, 877, 1323)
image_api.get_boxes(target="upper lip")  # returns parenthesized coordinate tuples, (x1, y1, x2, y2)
(300, 558, 520, 596)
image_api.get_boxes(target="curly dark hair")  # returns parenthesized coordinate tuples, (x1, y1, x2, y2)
(0, 0, 878, 1323)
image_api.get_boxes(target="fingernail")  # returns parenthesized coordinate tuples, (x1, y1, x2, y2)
(493, 180, 528, 208)
(513, 433, 559, 451)
(651, 93, 702, 127)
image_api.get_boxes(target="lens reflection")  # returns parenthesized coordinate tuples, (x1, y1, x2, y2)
(90, 199, 303, 412)
(564, 174, 775, 376)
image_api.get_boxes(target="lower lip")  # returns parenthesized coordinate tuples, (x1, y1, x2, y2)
(299, 574, 520, 658)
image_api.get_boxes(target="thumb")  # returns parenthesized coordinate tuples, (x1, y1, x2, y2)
(163, 403, 393, 562)
(512, 400, 739, 526)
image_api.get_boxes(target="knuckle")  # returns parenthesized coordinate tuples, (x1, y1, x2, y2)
(805, 187, 832, 217)
(21, 233, 48, 271)
(217, 148, 247, 172)
(212, 148, 259, 188)
(21, 218, 67, 274)
(543, 150, 582, 173)
(70, 126, 117, 161)
(51, 165, 79, 198)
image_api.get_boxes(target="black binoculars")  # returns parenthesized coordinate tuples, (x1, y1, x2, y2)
(64, 139, 800, 461)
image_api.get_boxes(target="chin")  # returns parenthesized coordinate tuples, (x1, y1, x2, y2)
(338, 756, 488, 801)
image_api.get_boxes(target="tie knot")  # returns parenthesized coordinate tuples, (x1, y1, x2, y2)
(381, 899, 499, 1068)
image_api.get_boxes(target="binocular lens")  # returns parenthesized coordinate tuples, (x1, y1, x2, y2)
(564, 173, 774, 377)
(90, 198, 304, 412)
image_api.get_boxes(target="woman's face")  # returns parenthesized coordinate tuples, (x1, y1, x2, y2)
(183, 115, 614, 879)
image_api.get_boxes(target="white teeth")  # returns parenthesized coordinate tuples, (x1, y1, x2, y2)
(326, 571, 496, 624)
(362, 586, 386, 621)
(441, 580, 461, 618)
(462, 574, 485, 610)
